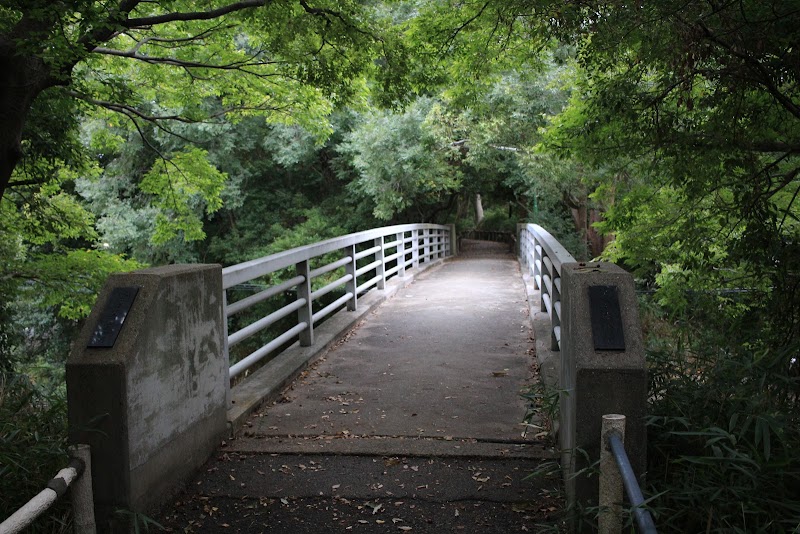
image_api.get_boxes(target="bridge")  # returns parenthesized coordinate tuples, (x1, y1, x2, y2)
(55, 224, 648, 532)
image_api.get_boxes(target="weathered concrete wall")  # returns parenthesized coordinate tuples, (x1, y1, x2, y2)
(559, 262, 647, 519)
(67, 264, 227, 532)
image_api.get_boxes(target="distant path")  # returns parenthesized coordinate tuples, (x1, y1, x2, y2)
(159, 240, 563, 533)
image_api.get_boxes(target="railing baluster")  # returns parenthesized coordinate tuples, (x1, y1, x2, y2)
(344, 244, 357, 311)
(412, 229, 420, 268)
(375, 236, 386, 290)
(296, 259, 313, 346)
(397, 232, 406, 276)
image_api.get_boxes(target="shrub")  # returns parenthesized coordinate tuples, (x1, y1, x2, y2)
(0, 374, 71, 532)
(643, 302, 800, 533)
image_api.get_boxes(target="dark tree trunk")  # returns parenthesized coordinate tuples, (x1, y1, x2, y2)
(0, 45, 56, 200)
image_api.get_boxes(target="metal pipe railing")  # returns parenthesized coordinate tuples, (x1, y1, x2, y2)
(518, 223, 575, 351)
(600, 414, 657, 534)
(0, 444, 96, 534)
(223, 224, 453, 380)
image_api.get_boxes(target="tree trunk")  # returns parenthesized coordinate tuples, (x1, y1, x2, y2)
(0, 43, 58, 200)
(474, 193, 484, 226)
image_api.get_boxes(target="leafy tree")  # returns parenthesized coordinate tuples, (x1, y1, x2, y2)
(0, 0, 402, 201)
(536, 1, 800, 338)
(339, 97, 462, 221)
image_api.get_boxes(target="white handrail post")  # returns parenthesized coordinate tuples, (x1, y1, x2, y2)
(296, 259, 314, 346)
(222, 290, 232, 406)
(600, 414, 626, 534)
(412, 230, 420, 268)
(532, 232, 542, 290)
(375, 237, 386, 290)
(423, 230, 431, 264)
(70, 444, 96, 534)
(397, 232, 406, 277)
(344, 244, 357, 311)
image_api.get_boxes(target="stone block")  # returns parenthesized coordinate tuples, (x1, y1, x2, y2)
(558, 262, 647, 518)
(67, 264, 227, 532)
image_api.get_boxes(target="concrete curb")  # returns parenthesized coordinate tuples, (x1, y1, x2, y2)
(228, 435, 557, 460)
(521, 273, 560, 391)
(227, 259, 449, 434)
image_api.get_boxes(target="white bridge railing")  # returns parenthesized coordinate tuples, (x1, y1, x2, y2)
(518, 223, 576, 351)
(222, 224, 452, 379)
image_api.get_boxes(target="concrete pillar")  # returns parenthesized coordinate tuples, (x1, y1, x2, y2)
(559, 262, 647, 523)
(67, 265, 227, 532)
(448, 224, 458, 256)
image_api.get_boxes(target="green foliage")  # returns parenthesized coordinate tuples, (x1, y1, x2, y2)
(644, 308, 800, 533)
(140, 147, 226, 244)
(0, 375, 70, 532)
(340, 97, 461, 221)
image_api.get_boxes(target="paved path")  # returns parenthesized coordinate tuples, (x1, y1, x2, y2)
(158, 241, 562, 533)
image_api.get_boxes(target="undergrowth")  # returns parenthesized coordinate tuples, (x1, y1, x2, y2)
(0, 374, 71, 532)
(642, 301, 800, 533)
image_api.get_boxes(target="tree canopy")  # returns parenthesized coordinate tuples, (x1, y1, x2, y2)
(2, 2, 800, 530)
(0, 0, 403, 200)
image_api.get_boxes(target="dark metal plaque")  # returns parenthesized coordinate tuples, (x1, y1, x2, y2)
(588, 285, 626, 351)
(88, 286, 140, 348)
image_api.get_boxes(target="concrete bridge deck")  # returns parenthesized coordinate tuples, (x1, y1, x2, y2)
(158, 241, 562, 532)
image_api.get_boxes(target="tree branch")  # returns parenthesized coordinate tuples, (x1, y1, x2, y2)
(123, 0, 268, 28)
(694, 18, 800, 120)
(77, 0, 144, 52)
(91, 47, 278, 70)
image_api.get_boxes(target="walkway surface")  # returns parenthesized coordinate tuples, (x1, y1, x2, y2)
(158, 241, 562, 533)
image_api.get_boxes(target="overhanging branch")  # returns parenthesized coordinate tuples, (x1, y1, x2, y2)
(123, 0, 269, 28)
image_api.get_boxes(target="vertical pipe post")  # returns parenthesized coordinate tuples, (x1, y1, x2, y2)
(551, 272, 562, 351)
(600, 414, 626, 534)
(397, 232, 406, 277)
(375, 236, 386, 290)
(412, 230, 419, 269)
(532, 231, 542, 290)
(70, 444, 96, 534)
(222, 290, 232, 406)
(344, 244, 357, 311)
(296, 259, 314, 346)
(423, 230, 431, 264)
